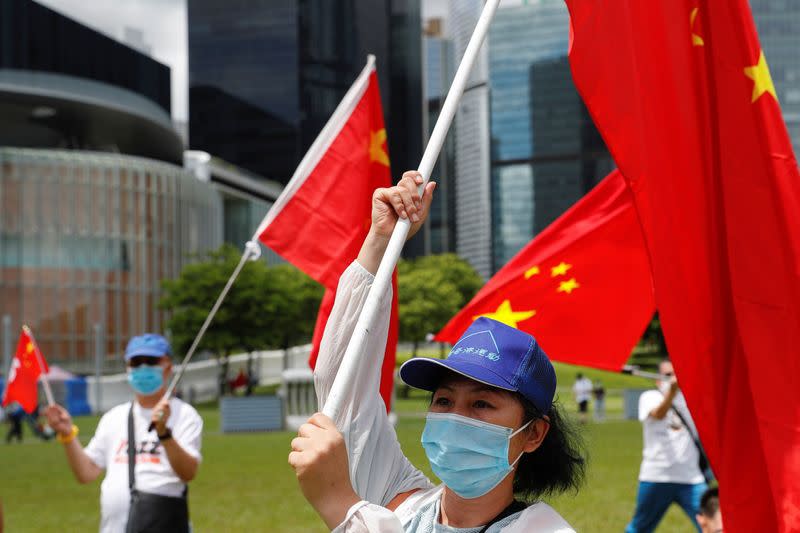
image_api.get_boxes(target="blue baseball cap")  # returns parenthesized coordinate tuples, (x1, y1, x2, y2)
(399, 318, 556, 414)
(124, 334, 171, 360)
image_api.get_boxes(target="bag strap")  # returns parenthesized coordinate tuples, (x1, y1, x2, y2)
(478, 500, 527, 533)
(127, 401, 136, 494)
(669, 404, 712, 482)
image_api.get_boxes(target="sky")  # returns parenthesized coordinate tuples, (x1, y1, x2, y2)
(37, 0, 188, 124)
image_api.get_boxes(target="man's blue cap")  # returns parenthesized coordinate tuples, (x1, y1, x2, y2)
(124, 334, 171, 360)
(399, 318, 556, 414)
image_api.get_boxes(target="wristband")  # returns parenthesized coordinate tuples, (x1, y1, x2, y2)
(56, 424, 79, 444)
(157, 428, 173, 442)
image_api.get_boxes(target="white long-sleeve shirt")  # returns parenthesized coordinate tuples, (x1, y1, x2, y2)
(316, 262, 574, 533)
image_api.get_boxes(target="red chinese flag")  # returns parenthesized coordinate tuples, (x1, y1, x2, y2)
(436, 170, 655, 371)
(256, 57, 398, 410)
(567, 1, 800, 530)
(2, 327, 49, 414)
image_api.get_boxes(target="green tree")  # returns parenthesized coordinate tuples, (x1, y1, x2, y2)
(412, 254, 484, 305)
(629, 313, 667, 370)
(159, 244, 323, 394)
(398, 254, 483, 357)
(263, 264, 326, 350)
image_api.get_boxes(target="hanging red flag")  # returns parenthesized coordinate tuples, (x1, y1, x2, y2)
(436, 170, 655, 371)
(256, 56, 398, 411)
(567, 1, 800, 530)
(2, 326, 49, 414)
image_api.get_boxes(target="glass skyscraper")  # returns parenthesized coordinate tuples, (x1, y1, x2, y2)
(488, 2, 611, 270)
(450, 0, 492, 279)
(422, 29, 457, 256)
(188, 0, 422, 188)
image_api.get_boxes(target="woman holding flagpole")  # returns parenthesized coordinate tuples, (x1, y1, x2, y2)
(288, 172, 585, 532)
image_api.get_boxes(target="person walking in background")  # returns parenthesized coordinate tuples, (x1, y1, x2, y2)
(572, 372, 593, 424)
(592, 380, 606, 422)
(625, 359, 707, 533)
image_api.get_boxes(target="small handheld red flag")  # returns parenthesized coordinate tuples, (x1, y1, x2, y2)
(2, 326, 50, 414)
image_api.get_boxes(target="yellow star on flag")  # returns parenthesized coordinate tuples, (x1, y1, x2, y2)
(551, 262, 572, 277)
(524, 265, 540, 279)
(369, 129, 390, 167)
(557, 278, 581, 294)
(26, 342, 34, 353)
(744, 51, 777, 103)
(690, 8, 704, 47)
(475, 300, 536, 329)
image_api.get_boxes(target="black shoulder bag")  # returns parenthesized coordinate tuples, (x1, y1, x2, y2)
(126, 402, 190, 533)
(478, 499, 527, 533)
(670, 405, 714, 484)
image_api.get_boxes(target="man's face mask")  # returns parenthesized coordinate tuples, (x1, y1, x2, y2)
(127, 364, 164, 395)
(421, 412, 532, 499)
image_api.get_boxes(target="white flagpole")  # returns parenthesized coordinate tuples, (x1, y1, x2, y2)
(148, 240, 261, 431)
(322, 0, 502, 421)
(622, 365, 667, 381)
(23, 325, 54, 406)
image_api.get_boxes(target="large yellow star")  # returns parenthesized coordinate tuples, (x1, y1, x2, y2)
(524, 265, 540, 279)
(557, 278, 580, 294)
(551, 262, 572, 277)
(744, 51, 777, 103)
(369, 129, 390, 166)
(26, 342, 34, 353)
(475, 300, 536, 329)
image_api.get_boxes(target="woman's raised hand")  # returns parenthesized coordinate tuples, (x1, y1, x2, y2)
(370, 171, 436, 240)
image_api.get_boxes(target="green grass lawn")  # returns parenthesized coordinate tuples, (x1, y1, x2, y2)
(2, 399, 696, 532)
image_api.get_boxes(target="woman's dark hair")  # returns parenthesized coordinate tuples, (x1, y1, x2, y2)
(513, 394, 586, 502)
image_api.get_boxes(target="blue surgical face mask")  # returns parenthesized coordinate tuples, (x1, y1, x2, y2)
(127, 365, 164, 395)
(421, 412, 532, 499)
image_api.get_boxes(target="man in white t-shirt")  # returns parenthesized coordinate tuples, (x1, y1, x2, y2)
(45, 334, 203, 533)
(572, 373, 593, 423)
(625, 360, 707, 533)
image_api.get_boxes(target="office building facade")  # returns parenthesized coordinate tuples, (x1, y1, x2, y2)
(0, 0, 260, 370)
(188, 0, 422, 189)
(488, 2, 612, 271)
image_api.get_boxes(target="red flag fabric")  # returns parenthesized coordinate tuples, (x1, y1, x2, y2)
(2, 327, 49, 413)
(257, 57, 398, 411)
(567, 1, 800, 530)
(436, 170, 655, 371)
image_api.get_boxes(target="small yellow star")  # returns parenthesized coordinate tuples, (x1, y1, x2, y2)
(26, 342, 34, 353)
(369, 129, 390, 166)
(524, 265, 540, 279)
(551, 262, 572, 277)
(475, 300, 536, 329)
(557, 278, 581, 294)
(744, 51, 777, 103)
(690, 8, 704, 47)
